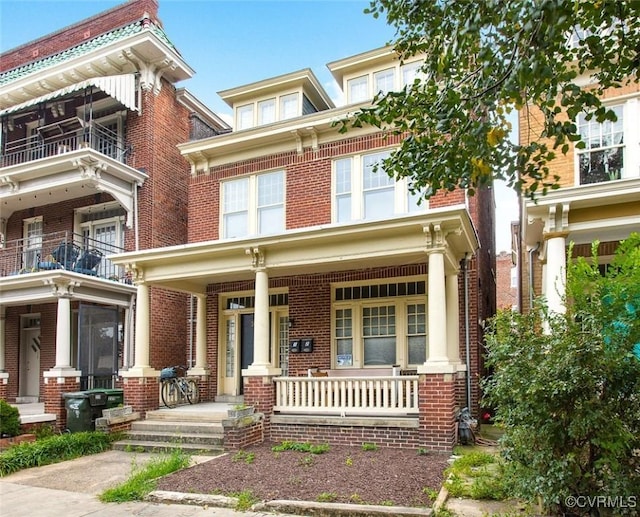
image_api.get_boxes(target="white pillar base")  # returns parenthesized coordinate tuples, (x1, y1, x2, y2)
(418, 360, 458, 374)
(242, 365, 282, 377)
(187, 367, 210, 377)
(120, 367, 160, 378)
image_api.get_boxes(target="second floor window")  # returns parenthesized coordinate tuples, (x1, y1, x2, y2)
(334, 151, 426, 223)
(237, 104, 254, 130)
(577, 105, 624, 184)
(222, 171, 285, 239)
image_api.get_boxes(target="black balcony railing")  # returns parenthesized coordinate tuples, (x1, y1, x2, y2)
(0, 230, 131, 284)
(1, 120, 128, 168)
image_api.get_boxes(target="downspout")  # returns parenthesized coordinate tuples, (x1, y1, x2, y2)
(189, 295, 194, 368)
(528, 242, 540, 309)
(463, 254, 472, 410)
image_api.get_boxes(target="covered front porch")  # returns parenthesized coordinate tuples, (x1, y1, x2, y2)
(111, 208, 478, 449)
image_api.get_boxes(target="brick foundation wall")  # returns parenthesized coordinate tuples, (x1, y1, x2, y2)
(419, 373, 456, 451)
(43, 376, 80, 431)
(242, 376, 276, 434)
(270, 423, 421, 449)
(223, 418, 264, 450)
(122, 376, 160, 418)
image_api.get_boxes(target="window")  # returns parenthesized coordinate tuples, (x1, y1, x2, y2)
(348, 75, 369, 103)
(22, 217, 43, 270)
(222, 171, 285, 239)
(577, 105, 624, 184)
(374, 68, 395, 95)
(78, 206, 125, 278)
(237, 104, 254, 130)
(333, 280, 428, 368)
(401, 61, 422, 87)
(258, 98, 276, 125)
(333, 150, 427, 223)
(280, 93, 298, 120)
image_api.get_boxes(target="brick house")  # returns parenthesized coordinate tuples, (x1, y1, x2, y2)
(111, 45, 496, 450)
(518, 72, 639, 313)
(0, 0, 229, 429)
(496, 250, 517, 311)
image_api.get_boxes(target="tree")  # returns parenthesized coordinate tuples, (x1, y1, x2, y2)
(338, 0, 640, 199)
(482, 233, 640, 514)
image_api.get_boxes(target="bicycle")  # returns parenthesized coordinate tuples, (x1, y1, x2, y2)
(160, 366, 200, 408)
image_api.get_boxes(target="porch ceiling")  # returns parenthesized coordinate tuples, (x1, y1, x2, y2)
(110, 206, 478, 294)
(0, 270, 136, 308)
(0, 149, 147, 224)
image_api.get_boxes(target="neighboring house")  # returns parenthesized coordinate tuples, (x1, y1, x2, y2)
(111, 45, 496, 450)
(518, 66, 640, 313)
(496, 250, 518, 311)
(0, 0, 229, 428)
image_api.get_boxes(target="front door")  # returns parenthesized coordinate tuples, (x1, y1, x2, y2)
(20, 324, 41, 401)
(239, 314, 254, 395)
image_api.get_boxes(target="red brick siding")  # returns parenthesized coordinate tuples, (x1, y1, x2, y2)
(270, 423, 422, 449)
(496, 251, 517, 310)
(122, 376, 160, 418)
(223, 420, 264, 450)
(0, 0, 159, 72)
(43, 376, 81, 431)
(419, 373, 456, 451)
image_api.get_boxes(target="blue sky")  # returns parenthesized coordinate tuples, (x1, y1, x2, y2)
(0, 0, 518, 252)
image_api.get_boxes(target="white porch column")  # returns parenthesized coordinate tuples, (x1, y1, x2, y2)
(446, 272, 462, 367)
(419, 224, 457, 374)
(55, 297, 72, 368)
(545, 233, 567, 314)
(121, 281, 157, 377)
(44, 284, 81, 379)
(188, 294, 209, 376)
(244, 248, 280, 376)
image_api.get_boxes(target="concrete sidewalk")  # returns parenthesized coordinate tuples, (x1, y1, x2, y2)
(0, 450, 291, 517)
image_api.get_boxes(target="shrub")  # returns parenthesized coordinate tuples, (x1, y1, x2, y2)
(0, 431, 113, 476)
(0, 400, 21, 438)
(483, 234, 640, 513)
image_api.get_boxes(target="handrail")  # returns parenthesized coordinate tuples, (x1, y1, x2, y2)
(274, 375, 419, 415)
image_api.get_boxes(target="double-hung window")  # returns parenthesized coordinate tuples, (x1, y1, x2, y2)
(401, 61, 422, 87)
(577, 105, 624, 184)
(333, 150, 426, 223)
(333, 279, 427, 369)
(22, 217, 43, 270)
(258, 98, 276, 125)
(280, 93, 298, 120)
(374, 68, 395, 96)
(222, 171, 285, 239)
(237, 104, 254, 130)
(348, 75, 369, 103)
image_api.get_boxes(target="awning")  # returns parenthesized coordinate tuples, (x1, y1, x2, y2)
(0, 74, 138, 117)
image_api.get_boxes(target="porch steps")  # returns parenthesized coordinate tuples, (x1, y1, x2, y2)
(112, 406, 227, 455)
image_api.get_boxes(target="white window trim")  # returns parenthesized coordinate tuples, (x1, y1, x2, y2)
(220, 170, 286, 239)
(573, 96, 640, 185)
(331, 277, 427, 369)
(343, 58, 424, 104)
(332, 149, 428, 223)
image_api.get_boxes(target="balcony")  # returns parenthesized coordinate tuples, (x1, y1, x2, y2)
(1, 119, 128, 168)
(0, 230, 130, 284)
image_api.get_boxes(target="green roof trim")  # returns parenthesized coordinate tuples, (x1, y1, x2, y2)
(0, 20, 179, 87)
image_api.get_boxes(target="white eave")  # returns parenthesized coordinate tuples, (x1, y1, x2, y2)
(0, 28, 193, 110)
(110, 207, 479, 294)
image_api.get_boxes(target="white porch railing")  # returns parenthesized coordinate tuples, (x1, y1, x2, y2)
(274, 376, 419, 415)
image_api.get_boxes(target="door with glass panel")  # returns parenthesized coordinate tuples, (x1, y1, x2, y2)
(22, 218, 42, 271)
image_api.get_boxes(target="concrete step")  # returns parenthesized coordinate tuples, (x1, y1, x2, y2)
(125, 429, 224, 446)
(131, 419, 224, 434)
(112, 439, 224, 455)
(145, 409, 227, 423)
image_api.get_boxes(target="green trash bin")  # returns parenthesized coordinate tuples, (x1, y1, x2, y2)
(98, 388, 124, 409)
(63, 390, 108, 433)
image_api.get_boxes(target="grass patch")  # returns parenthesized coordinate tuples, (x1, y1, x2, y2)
(361, 442, 378, 451)
(317, 492, 338, 502)
(271, 441, 330, 454)
(230, 489, 259, 511)
(444, 449, 508, 500)
(232, 449, 255, 464)
(0, 431, 114, 476)
(99, 450, 190, 502)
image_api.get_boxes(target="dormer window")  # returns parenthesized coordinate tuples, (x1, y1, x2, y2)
(280, 93, 298, 120)
(401, 61, 421, 87)
(348, 76, 369, 103)
(374, 68, 395, 95)
(258, 98, 276, 125)
(237, 104, 254, 130)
